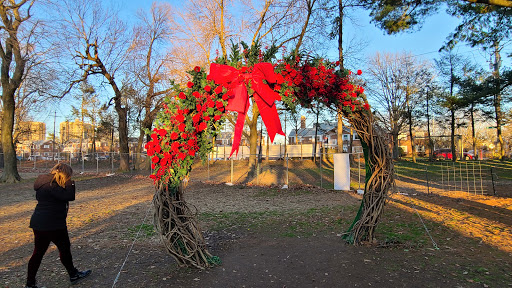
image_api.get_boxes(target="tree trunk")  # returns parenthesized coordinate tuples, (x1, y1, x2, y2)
(265, 134, 269, 162)
(248, 109, 259, 170)
(337, 111, 344, 153)
(492, 42, 504, 160)
(426, 89, 433, 161)
(115, 98, 130, 171)
(470, 103, 476, 159)
(450, 109, 456, 162)
(313, 108, 319, 162)
(1, 86, 21, 182)
(97, 58, 130, 171)
(407, 102, 416, 163)
(392, 131, 399, 159)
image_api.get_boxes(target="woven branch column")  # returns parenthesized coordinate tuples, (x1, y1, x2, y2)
(153, 182, 217, 269)
(343, 111, 395, 244)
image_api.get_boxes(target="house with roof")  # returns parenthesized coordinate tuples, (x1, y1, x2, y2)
(288, 119, 362, 153)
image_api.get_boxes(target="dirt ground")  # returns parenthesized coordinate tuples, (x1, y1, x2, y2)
(1, 171, 511, 288)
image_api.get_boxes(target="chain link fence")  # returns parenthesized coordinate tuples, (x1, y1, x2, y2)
(1, 152, 150, 177)
(1, 148, 510, 196)
(188, 149, 366, 190)
(394, 160, 511, 197)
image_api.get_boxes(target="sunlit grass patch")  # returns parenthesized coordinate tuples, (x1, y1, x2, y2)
(127, 223, 155, 239)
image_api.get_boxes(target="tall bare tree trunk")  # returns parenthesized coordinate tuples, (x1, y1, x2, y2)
(248, 108, 259, 170)
(1, 86, 21, 182)
(426, 89, 434, 161)
(114, 92, 130, 171)
(336, 0, 345, 154)
(0, 1, 30, 183)
(492, 41, 504, 160)
(407, 97, 416, 163)
(470, 103, 476, 158)
(450, 109, 456, 162)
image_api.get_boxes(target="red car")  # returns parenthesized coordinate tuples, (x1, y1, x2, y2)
(434, 149, 473, 160)
(433, 148, 453, 160)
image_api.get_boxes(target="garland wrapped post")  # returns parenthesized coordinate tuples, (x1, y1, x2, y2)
(342, 112, 395, 244)
(276, 60, 395, 244)
(146, 66, 228, 268)
(147, 43, 287, 268)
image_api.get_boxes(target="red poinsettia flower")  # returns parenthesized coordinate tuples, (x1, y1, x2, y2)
(193, 91, 201, 98)
(179, 92, 187, 99)
(152, 156, 159, 163)
(357, 70, 362, 75)
(214, 115, 221, 121)
(188, 149, 195, 156)
(194, 66, 201, 73)
(214, 85, 223, 94)
(170, 132, 179, 140)
(176, 114, 185, 123)
(187, 82, 194, 88)
(178, 123, 186, 132)
(187, 139, 197, 147)
(198, 122, 207, 132)
(171, 141, 180, 152)
(157, 129, 166, 137)
(363, 103, 370, 110)
(204, 85, 211, 92)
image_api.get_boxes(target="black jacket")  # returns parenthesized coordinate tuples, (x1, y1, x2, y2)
(30, 174, 76, 231)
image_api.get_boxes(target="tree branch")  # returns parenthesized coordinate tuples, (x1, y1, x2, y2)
(464, 0, 512, 7)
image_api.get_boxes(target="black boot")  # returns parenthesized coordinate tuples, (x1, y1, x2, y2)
(70, 269, 92, 284)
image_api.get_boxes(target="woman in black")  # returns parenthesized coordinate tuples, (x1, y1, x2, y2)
(26, 163, 91, 288)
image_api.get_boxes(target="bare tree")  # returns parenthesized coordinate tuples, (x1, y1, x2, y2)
(57, 0, 132, 171)
(130, 3, 174, 167)
(0, 0, 37, 182)
(366, 52, 425, 159)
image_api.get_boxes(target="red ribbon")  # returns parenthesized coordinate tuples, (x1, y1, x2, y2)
(208, 62, 285, 157)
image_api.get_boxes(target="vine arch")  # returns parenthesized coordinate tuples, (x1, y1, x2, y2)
(146, 45, 394, 268)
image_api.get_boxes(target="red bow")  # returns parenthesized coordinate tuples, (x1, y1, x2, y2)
(208, 62, 285, 157)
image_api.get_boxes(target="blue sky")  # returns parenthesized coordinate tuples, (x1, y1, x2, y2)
(40, 1, 510, 138)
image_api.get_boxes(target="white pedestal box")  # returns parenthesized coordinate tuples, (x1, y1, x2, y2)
(334, 153, 350, 191)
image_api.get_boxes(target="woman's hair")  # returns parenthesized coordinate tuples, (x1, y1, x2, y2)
(50, 163, 73, 188)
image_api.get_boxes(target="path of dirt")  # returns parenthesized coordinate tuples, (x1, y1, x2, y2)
(1, 173, 511, 287)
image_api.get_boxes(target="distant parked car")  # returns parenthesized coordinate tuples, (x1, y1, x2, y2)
(28, 155, 45, 161)
(433, 148, 453, 160)
(463, 151, 474, 160)
(97, 155, 108, 160)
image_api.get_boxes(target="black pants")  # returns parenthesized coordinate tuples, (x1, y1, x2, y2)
(26, 229, 77, 285)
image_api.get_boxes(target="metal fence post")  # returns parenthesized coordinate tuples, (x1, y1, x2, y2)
(490, 167, 496, 195)
(286, 153, 289, 187)
(425, 164, 430, 194)
(230, 157, 234, 184)
(320, 148, 323, 188)
(257, 153, 260, 185)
